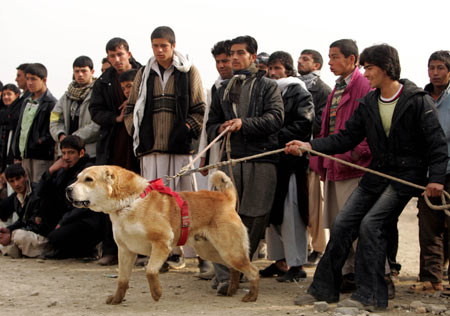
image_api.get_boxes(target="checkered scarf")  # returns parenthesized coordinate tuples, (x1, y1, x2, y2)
(67, 80, 95, 102)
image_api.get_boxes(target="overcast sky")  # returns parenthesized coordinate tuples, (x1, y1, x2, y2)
(1, 0, 448, 98)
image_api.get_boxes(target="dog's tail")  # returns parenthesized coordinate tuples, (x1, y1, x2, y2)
(210, 171, 237, 205)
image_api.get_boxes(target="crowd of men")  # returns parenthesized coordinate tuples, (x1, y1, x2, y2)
(0, 25, 449, 310)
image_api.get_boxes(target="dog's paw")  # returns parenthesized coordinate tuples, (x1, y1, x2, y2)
(242, 293, 258, 302)
(106, 295, 123, 305)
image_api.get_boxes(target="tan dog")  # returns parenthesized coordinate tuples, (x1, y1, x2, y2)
(66, 165, 259, 304)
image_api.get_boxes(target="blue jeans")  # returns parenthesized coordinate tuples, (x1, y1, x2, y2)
(308, 184, 410, 307)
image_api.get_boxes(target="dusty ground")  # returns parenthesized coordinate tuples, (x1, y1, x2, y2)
(1, 198, 449, 316)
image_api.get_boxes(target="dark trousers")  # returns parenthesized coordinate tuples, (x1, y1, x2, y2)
(418, 174, 450, 283)
(308, 185, 410, 308)
(47, 215, 103, 258)
(102, 214, 118, 256)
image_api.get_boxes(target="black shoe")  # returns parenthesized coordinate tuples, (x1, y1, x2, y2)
(216, 281, 230, 296)
(306, 251, 322, 266)
(340, 273, 356, 293)
(276, 266, 306, 282)
(159, 261, 170, 273)
(166, 254, 185, 269)
(259, 263, 286, 277)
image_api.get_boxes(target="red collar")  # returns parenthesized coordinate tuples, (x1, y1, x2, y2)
(140, 178, 189, 246)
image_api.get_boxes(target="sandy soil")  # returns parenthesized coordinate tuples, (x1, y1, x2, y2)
(1, 198, 449, 316)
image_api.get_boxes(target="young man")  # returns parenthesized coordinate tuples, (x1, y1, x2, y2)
(0, 163, 44, 258)
(260, 51, 314, 282)
(50, 56, 100, 161)
(288, 44, 448, 310)
(37, 135, 103, 259)
(206, 35, 284, 294)
(125, 26, 205, 269)
(15, 63, 31, 100)
(118, 69, 138, 99)
(413, 50, 450, 292)
(198, 40, 233, 177)
(309, 40, 372, 286)
(89, 38, 141, 265)
(196, 40, 233, 280)
(298, 49, 332, 265)
(12, 63, 57, 182)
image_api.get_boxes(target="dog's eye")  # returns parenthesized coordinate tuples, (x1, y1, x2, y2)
(85, 177, 93, 182)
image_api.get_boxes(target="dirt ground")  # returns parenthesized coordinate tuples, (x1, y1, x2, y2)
(1, 198, 449, 316)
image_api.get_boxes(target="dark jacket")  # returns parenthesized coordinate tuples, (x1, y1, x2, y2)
(206, 71, 284, 164)
(36, 155, 96, 235)
(137, 68, 198, 155)
(311, 79, 448, 196)
(270, 83, 314, 225)
(13, 89, 57, 160)
(309, 77, 332, 137)
(0, 182, 41, 234)
(89, 61, 141, 164)
(0, 97, 22, 171)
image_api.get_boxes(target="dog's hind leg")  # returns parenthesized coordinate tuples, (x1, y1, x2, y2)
(106, 247, 136, 305)
(227, 268, 240, 296)
(145, 242, 170, 302)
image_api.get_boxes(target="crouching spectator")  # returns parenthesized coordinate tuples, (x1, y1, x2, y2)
(37, 135, 103, 259)
(0, 163, 47, 258)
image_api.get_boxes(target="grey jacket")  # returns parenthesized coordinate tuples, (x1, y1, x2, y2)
(50, 89, 100, 157)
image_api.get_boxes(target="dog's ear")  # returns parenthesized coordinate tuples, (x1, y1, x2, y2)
(104, 168, 116, 196)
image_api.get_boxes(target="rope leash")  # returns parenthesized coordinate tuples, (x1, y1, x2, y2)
(166, 144, 450, 214)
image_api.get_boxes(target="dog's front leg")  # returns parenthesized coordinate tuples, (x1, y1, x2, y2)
(145, 242, 170, 302)
(106, 247, 136, 305)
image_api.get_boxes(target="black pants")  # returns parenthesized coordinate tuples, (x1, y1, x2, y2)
(418, 174, 450, 283)
(47, 215, 103, 258)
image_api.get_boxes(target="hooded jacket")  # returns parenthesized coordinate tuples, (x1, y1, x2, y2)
(311, 79, 448, 196)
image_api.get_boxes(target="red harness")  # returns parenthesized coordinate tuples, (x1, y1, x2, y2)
(140, 178, 190, 246)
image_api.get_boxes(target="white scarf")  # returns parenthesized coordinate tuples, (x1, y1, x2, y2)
(132, 51, 191, 153)
(275, 76, 307, 96)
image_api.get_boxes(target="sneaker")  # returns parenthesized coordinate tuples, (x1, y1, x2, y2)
(135, 255, 149, 267)
(293, 293, 318, 306)
(216, 281, 230, 296)
(276, 266, 306, 282)
(166, 254, 185, 269)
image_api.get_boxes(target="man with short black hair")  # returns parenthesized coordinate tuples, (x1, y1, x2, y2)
(414, 50, 450, 292)
(289, 44, 447, 309)
(206, 35, 284, 295)
(50, 56, 100, 161)
(13, 63, 57, 182)
(37, 135, 103, 259)
(0, 163, 44, 258)
(298, 49, 332, 266)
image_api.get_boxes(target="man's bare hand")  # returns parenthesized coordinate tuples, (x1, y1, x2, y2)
(116, 101, 127, 123)
(285, 140, 312, 156)
(0, 227, 11, 246)
(424, 183, 444, 198)
(49, 158, 69, 174)
(199, 157, 209, 176)
(218, 119, 242, 133)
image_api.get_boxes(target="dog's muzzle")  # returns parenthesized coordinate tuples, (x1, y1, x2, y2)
(66, 186, 90, 208)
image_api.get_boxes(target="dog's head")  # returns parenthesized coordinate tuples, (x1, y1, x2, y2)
(66, 165, 146, 213)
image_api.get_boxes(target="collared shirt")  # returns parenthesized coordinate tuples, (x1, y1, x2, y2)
(19, 95, 43, 157)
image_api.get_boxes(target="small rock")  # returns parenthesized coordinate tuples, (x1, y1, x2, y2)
(36, 259, 45, 263)
(416, 306, 427, 313)
(444, 310, 450, 315)
(30, 291, 39, 296)
(430, 304, 447, 314)
(314, 301, 329, 312)
(47, 301, 57, 307)
(335, 307, 360, 315)
(411, 301, 426, 309)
